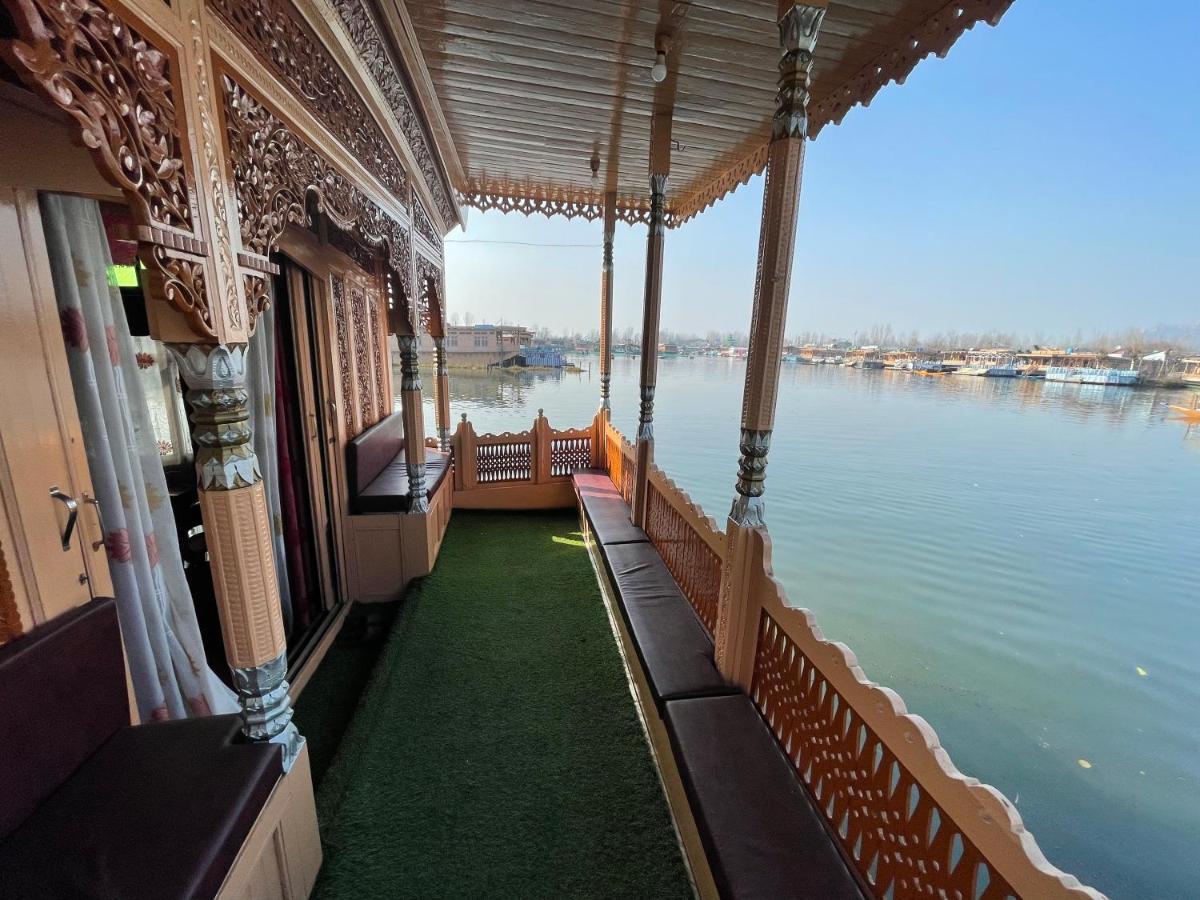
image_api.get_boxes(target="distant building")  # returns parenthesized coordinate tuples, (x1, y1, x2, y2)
(415, 323, 535, 368)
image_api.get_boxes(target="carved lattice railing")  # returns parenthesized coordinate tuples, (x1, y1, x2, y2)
(644, 467, 724, 636)
(600, 421, 1097, 899)
(739, 528, 1102, 900)
(453, 411, 600, 493)
(603, 421, 635, 504)
(475, 440, 532, 483)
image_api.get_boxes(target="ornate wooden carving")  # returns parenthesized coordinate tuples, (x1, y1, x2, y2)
(411, 194, 439, 249)
(328, 0, 456, 227)
(221, 76, 416, 331)
(331, 275, 354, 433)
(208, 0, 408, 204)
(2, 0, 218, 339)
(349, 281, 374, 428)
(413, 252, 443, 337)
(461, 177, 657, 226)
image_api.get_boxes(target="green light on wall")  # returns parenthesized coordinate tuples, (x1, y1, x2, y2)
(106, 263, 140, 288)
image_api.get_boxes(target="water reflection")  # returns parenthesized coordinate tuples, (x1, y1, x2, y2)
(398, 356, 1198, 899)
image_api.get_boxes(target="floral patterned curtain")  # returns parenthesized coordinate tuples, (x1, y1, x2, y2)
(41, 194, 235, 721)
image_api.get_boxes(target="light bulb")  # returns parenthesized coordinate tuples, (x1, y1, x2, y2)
(651, 50, 667, 83)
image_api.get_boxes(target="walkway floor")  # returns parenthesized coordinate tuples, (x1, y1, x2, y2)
(311, 511, 691, 898)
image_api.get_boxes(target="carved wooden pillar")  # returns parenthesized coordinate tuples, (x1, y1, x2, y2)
(170, 343, 302, 767)
(716, 2, 825, 684)
(433, 335, 451, 452)
(630, 172, 668, 528)
(397, 334, 429, 513)
(599, 191, 616, 415)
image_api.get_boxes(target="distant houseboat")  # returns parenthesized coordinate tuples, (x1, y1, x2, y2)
(1045, 366, 1140, 386)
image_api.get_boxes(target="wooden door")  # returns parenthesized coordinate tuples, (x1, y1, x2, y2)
(0, 187, 112, 635)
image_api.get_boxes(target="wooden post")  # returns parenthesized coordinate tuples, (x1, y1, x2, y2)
(715, 2, 825, 685)
(454, 414, 478, 491)
(631, 111, 672, 528)
(170, 343, 303, 768)
(533, 409, 552, 484)
(396, 334, 429, 513)
(599, 192, 616, 408)
(433, 334, 451, 451)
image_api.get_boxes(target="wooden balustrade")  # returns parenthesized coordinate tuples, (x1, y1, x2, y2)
(598, 421, 1098, 899)
(644, 468, 724, 636)
(452, 411, 602, 509)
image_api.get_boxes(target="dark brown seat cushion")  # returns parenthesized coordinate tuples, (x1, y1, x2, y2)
(355, 449, 451, 513)
(571, 470, 648, 546)
(346, 412, 404, 498)
(0, 597, 127, 840)
(604, 542, 734, 707)
(664, 695, 865, 900)
(0, 715, 282, 900)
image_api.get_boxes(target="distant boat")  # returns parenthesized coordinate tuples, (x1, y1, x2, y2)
(956, 365, 989, 376)
(862, 359, 885, 370)
(914, 360, 952, 375)
(985, 363, 1020, 377)
(1045, 366, 1139, 386)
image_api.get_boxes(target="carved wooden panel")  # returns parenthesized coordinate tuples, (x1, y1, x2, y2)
(369, 287, 388, 422)
(221, 76, 415, 329)
(476, 442, 532, 484)
(645, 477, 723, 636)
(208, 0, 408, 203)
(752, 611, 1017, 899)
(2, 0, 216, 339)
(549, 437, 591, 478)
(411, 195, 439, 248)
(331, 275, 354, 434)
(329, 0, 456, 227)
(414, 252, 444, 336)
(349, 280, 374, 430)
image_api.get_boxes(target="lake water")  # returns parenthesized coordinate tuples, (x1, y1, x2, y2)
(414, 355, 1200, 899)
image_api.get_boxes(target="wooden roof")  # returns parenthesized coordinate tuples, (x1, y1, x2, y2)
(402, 0, 1012, 226)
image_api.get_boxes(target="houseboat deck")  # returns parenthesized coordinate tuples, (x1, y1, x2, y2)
(308, 511, 691, 898)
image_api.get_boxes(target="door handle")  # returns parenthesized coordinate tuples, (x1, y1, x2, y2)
(49, 486, 78, 551)
(82, 493, 105, 551)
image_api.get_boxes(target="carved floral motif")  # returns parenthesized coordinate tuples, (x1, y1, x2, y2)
(411, 194, 439, 249)
(221, 76, 416, 328)
(349, 282, 373, 427)
(208, 0, 408, 203)
(413, 253, 444, 336)
(328, 0, 456, 228)
(3, 0, 217, 339)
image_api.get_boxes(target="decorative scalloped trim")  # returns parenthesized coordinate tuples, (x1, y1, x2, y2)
(752, 529, 1104, 899)
(672, 0, 1014, 226)
(461, 177, 657, 226)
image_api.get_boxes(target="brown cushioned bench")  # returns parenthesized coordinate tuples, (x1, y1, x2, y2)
(346, 412, 450, 514)
(573, 470, 863, 899)
(664, 694, 866, 899)
(0, 598, 282, 899)
(573, 470, 650, 545)
(572, 470, 733, 710)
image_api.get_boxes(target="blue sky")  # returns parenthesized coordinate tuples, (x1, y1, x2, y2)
(444, 1, 1198, 340)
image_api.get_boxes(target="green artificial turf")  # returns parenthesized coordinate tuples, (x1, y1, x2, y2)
(312, 511, 692, 899)
(293, 603, 399, 788)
